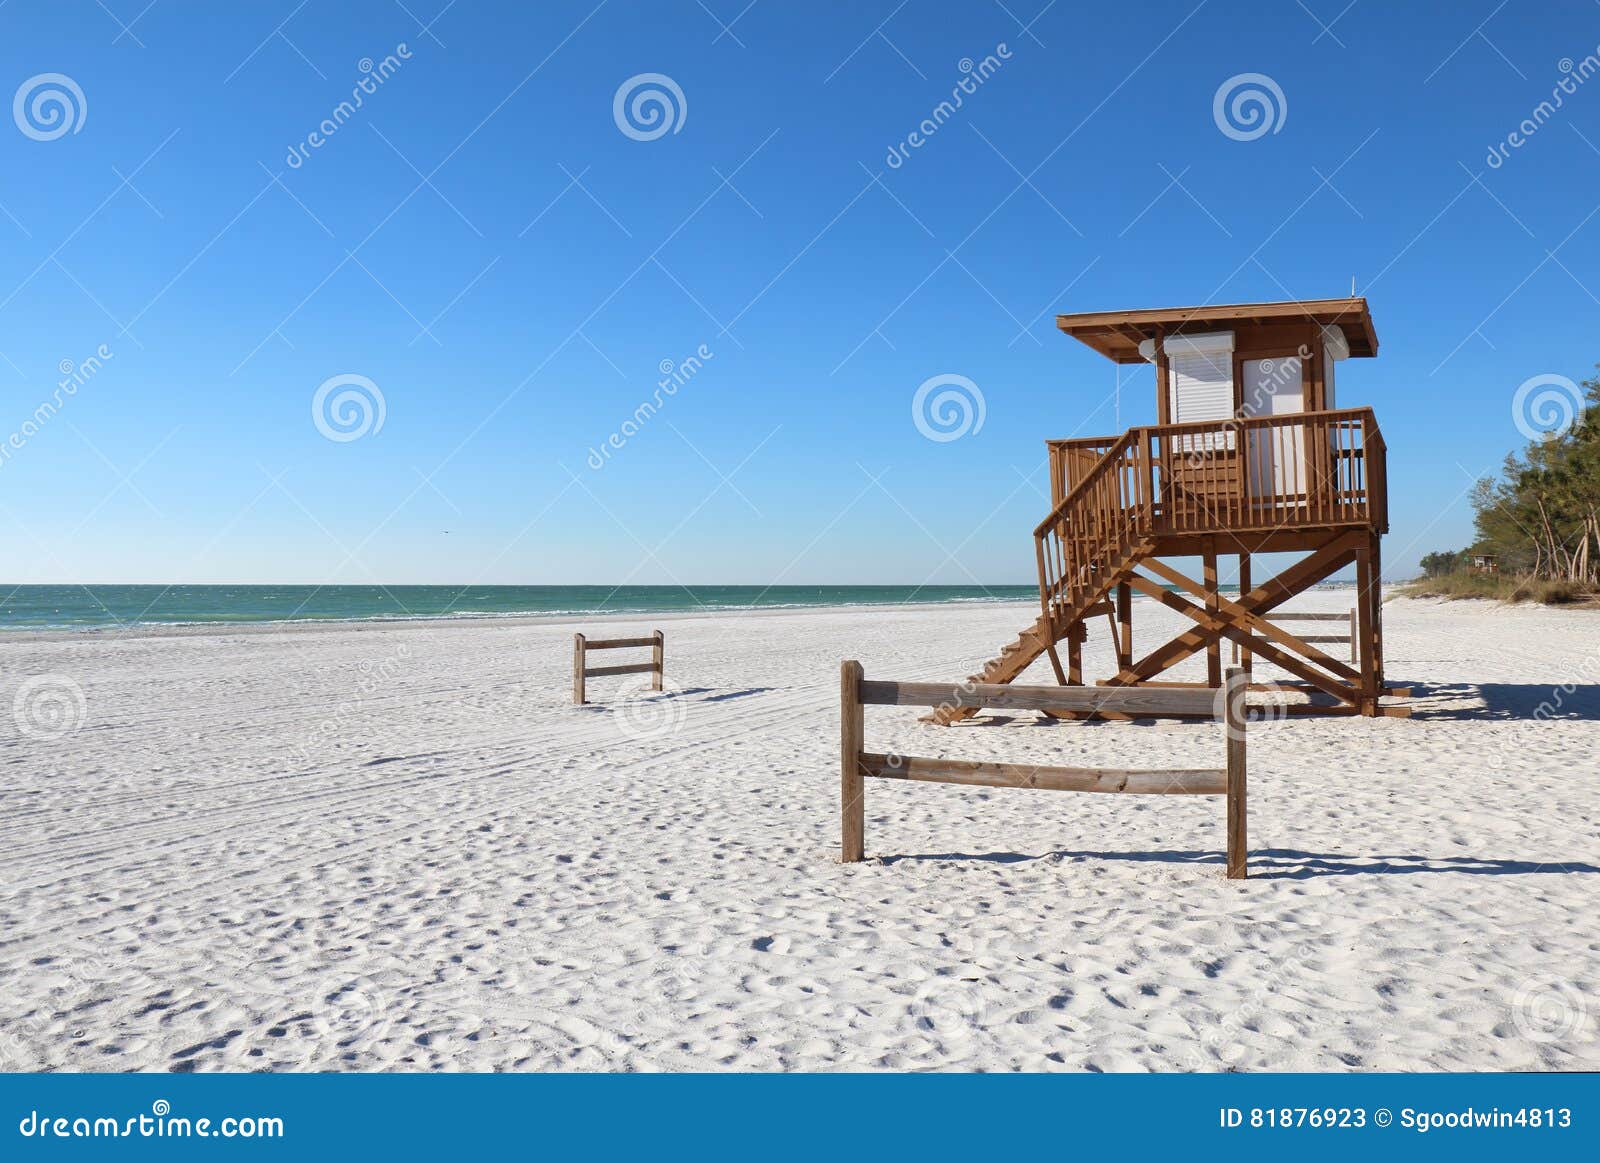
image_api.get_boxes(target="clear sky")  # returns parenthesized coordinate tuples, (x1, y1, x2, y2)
(1, 0, 1597, 585)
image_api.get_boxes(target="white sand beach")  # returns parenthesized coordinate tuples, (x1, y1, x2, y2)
(2, 593, 1596, 1072)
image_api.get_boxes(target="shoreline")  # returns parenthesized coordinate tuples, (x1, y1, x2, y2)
(0, 581, 1370, 641)
(0, 595, 1048, 643)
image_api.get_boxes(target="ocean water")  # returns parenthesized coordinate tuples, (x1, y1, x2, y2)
(0, 584, 1042, 630)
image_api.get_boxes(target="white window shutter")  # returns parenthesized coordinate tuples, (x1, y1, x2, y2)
(1164, 332, 1235, 451)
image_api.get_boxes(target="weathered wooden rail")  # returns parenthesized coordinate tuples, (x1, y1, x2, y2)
(573, 630, 664, 704)
(840, 662, 1249, 879)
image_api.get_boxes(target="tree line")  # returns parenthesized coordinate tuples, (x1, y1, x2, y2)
(1418, 371, 1598, 596)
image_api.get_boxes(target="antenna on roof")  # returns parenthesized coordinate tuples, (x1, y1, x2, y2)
(1351, 275, 1356, 296)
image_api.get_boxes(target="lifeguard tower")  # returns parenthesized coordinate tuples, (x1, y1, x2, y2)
(928, 297, 1402, 723)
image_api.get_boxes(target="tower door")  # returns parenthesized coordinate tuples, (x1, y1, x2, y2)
(1240, 356, 1306, 503)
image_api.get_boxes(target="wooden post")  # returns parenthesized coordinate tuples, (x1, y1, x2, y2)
(1154, 328, 1170, 425)
(1370, 537, 1385, 688)
(572, 634, 587, 705)
(651, 630, 665, 691)
(1066, 622, 1083, 685)
(1223, 666, 1247, 880)
(1354, 540, 1378, 714)
(1237, 553, 1253, 677)
(1347, 606, 1357, 663)
(1203, 541, 1222, 687)
(840, 660, 865, 863)
(1116, 581, 1132, 672)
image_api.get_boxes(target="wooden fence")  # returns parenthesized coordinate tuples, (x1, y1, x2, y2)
(840, 663, 1249, 878)
(573, 631, 664, 705)
(1232, 608, 1355, 665)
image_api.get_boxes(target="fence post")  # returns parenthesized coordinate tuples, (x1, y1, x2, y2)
(840, 660, 865, 863)
(572, 634, 586, 705)
(1348, 606, 1358, 663)
(1223, 666, 1247, 879)
(651, 630, 665, 692)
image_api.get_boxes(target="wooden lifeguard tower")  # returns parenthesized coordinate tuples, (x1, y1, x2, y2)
(928, 297, 1402, 723)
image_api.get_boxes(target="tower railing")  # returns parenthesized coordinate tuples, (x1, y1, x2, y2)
(1036, 407, 1385, 619)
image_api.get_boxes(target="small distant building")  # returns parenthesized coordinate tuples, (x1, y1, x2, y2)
(1472, 554, 1499, 574)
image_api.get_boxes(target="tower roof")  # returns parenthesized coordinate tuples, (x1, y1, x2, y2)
(1054, 297, 1378, 363)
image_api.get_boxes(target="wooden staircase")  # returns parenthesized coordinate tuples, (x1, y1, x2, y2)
(919, 613, 1058, 726)
(924, 431, 1157, 725)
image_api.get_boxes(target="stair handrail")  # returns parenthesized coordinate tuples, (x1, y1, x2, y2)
(1031, 427, 1140, 540)
(1033, 427, 1150, 621)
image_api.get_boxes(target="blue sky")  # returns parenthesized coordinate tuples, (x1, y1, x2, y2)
(1, 0, 1598, 585)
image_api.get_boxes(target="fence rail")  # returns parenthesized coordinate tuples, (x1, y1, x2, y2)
(840, 662, 1249, 879)
(573, 630, 664, 704)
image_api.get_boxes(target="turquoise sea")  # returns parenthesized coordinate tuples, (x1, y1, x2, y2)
(0, 584, 1043, 630)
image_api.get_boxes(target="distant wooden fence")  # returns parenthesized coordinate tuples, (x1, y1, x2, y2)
(1232, 608, 1356, 665)
(839, 663, 1249, 879)
(573, 631, 664, 705)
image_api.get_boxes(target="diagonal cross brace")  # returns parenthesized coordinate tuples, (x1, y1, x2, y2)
(1107, 532, 1363, 691)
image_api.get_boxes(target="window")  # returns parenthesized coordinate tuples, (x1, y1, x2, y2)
(1165, 331, 1235, 451)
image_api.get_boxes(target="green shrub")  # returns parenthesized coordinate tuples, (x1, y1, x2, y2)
(1397, 570, 1598, 605)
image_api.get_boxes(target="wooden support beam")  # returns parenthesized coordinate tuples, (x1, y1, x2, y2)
(1124, 574, 1358, 706)
(1046, 643, 1068, 685)
(1204, 540, 1221, 687)
(1116, 581, 1133, 672)
(583, 661, 658, 678)
(581, 635, 659, 650)
(1237, 552, 1252, 677)
(1224, 667, 1247, 880)
(859, 677, 1219, 716)
(1108, 533, 1362, 686)
(1143, 557, 1363, 682)
(840, 661, 864, 862)
(1370, 534, 1386, 687)
(572, 633, 586, 705)
(1355, 537, 1379, 715)
(1154, 327, 1171, 425)
(859, 753, 1226, 795)
(651, 629, 665, 692)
